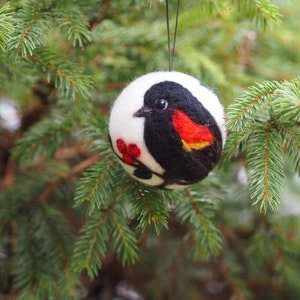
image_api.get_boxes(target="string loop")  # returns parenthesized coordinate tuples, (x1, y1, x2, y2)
(166, 0, 180, 71)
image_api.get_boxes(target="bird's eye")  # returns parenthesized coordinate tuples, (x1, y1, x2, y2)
(154, 99, 168, 110)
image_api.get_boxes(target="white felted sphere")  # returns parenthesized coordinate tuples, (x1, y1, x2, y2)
(109, 71, 226, 189)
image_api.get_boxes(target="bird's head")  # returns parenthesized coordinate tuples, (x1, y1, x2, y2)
(133, 81, 182, 118)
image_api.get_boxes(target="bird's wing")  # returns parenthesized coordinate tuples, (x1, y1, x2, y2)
(172, 109, 214, 151)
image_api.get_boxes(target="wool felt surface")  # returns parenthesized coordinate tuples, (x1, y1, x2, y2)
(108, 71, 226, 189)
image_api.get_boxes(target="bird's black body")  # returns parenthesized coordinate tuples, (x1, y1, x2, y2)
(134, 81, 223, 188)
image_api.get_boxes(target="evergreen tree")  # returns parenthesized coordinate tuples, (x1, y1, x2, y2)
(0, 0, 299, 299)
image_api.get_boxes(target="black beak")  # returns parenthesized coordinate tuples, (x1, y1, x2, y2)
(133, 106, 152, 117)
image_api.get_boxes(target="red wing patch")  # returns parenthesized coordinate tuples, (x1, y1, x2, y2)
(172, 110, 215, 151)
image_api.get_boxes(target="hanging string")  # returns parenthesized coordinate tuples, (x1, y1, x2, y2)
(166, 0, 180, 71)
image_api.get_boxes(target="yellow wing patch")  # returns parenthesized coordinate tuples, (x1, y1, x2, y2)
(181, 139, 211, 152)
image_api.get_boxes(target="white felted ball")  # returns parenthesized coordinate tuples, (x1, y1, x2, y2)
(109, 71, 226, 189)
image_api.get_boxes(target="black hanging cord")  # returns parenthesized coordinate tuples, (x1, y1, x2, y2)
(166, 0, 180, 71)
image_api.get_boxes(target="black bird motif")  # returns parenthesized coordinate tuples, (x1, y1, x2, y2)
(133, 81, 223, 188)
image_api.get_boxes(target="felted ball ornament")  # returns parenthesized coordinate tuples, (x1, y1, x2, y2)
(109, 71, 226, 189)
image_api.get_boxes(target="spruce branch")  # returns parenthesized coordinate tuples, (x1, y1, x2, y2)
(71, 212, 109, 279)
(27, 48, 93, 100)
(11, 113, 75, 166)
(33, 204, 80, 298)
(225, 80, 281, 132)
(234, 0, 282, 28)
(81, 113, 108, 139)
(74, 154, 118, 215)
(221, 127, 253, 167)
(7, 0, 92, 55)
(80, 113, 109, 153)
(4, 1, 93, 101)
(56, 9, 92, 48)
(7, 2, 50, 57)
(108, 208, 139, 265)
(73, 168, 142, 277)
(272, 79, 300, 123)
(0, 3, 14, 51)
(72, 155, 173, 277)
(0, 171, 81, 299)
(277, 124, 300, 175)
(224, 78, 300, 211)
(247, 126, 285, 212)
(125, 179, 171, 234)
(175, 186, 222, 260)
